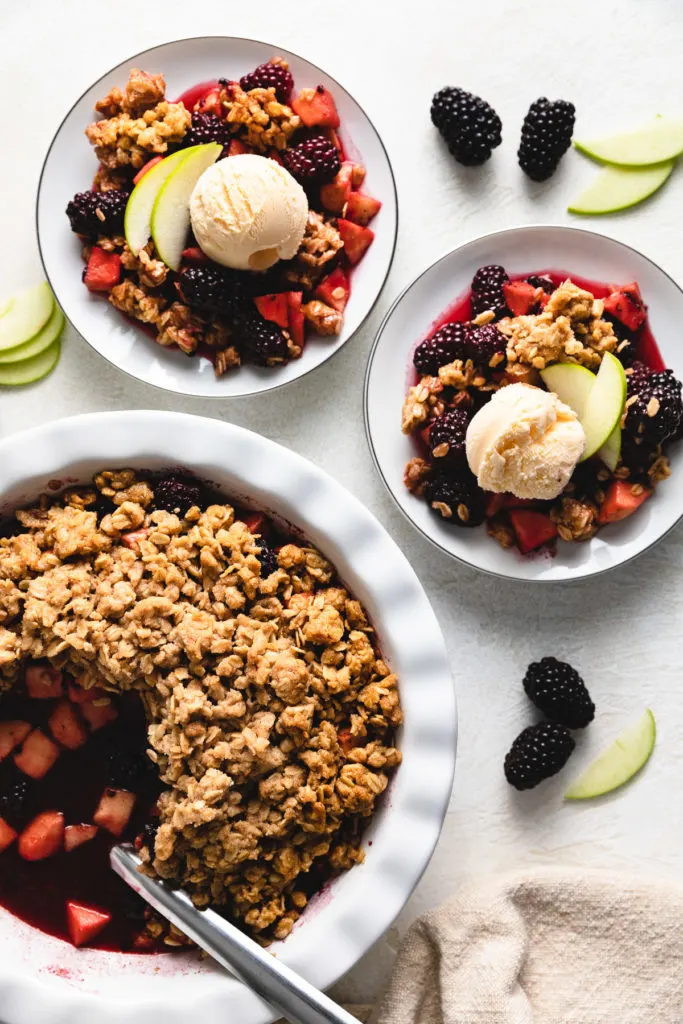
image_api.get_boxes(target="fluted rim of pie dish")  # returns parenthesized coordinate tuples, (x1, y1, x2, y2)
(0, 410, 455, 1024)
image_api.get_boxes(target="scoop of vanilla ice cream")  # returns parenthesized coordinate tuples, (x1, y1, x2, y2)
(466, 383, 586, 500)
(190, 154, 308, 271)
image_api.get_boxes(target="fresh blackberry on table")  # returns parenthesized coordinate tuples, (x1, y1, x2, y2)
(236, 314, 289, 365)
(66, 189, 129, 239)
(430, 87, 502, 166)
(283, 133, 341, 185)
(184, 112, 232, 151)
(413, 322, 470, 375)
(240, 60, 294, 104)
(625, 368, 683, 445)
(178, 264, 252, 316)
(467, 323, 506, 367)
(259, 545, 279, 577)
(525, 274, 555, 294)
(154, 476, 204, 516)
(429, 409, 470, 466)
(424, 469, 486, 527)
(470, 264, 510, 318)
(518, 97, 576, 181)
(523, 656, 595, 729)
(0, 775, 30, 821)
(504, 721, 575, 791)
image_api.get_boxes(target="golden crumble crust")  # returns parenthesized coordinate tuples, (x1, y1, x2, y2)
(0, 471, 401, 941)
(220, 82, 300, 152)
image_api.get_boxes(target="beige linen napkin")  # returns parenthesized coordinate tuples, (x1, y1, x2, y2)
(376, 867, 683, 1024)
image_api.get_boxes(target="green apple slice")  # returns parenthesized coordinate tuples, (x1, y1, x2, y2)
(578, 352, 627, 460)
(540, 361, 625, 469)
(540, 362, 596, 419)
(151, 143, 222, 271)
(568, 161, 674, 215)
(0, 296, 13, 318)
(0, 304, 65, 364)
(125, 147, 204, 255)
(0, 339, 61, 387)
(597, 423, 621, 472)
(565, 710, 656, 800)
(575, 117, 683, 167)
(0, 282, 54, 352)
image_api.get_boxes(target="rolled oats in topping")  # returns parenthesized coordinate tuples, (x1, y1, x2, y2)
(0, 471, 401, 941)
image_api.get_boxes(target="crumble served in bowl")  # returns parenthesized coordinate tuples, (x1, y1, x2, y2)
(365, 225, 683, 582)
(0, 411, 454, 1024)
(37, 38, 397, 398)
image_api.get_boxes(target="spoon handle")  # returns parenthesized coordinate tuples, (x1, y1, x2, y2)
(111, 845, 363, 1024)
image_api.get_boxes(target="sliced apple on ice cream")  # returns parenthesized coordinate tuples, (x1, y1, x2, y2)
(150, 143, 222, 271)
(0, 281, 53, 352)
(124, 146, 204, 255)
(575, 117, 683, 166)
(568, 161, 674, 215)
(541, 353, 626, 462)
(565, 709, 656, 800)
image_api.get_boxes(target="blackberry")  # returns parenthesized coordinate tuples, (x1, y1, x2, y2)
(283, 133, 340, 186)
(154, 476, 204, 516)
(140, 821, 159, 853)
(66, 189, 129, 239)
(240, 60, 294, 104)
(178, 264, 252, 316)
(259, 545, 279, 577)
(413, 322, 470, 375)
(523, 656, 595, 729)
(0, 775, 30, 821)
(504, 722, 575, 791)
(625, 368, 683, 445)
(525, 274, 554, 294)
(467, 323, 506, 367)
(470, 264, 509, 318)
(429, 409, 469, 466)
(424, 469, 486, 527)
(430, 87, 502, 166)
(518, 97, 576, 182)
(184, 112, 232, 151)
(235, 314, 289, 365)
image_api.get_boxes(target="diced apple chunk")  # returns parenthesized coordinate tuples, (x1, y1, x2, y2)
(80, 701, 119, 731)
(49, 701, 89, 750)
(18, 811, 64, 861)
(64, 824, 98, 852)
(66, 901, 112, 947)
(0, 720, 32, 761)
(67, 681, 107, 705)
(25, 663, 63, 699)
(0, 816, 18, 854)
(14, 729, 60, 779)
(93, 788, 136, 837)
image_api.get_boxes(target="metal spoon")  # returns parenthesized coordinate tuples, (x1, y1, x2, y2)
(111, 845, 362, 1024)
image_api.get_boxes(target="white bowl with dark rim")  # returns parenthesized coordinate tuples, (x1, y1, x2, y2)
(364, 225, 683, 583)
(0, 410, 454, 1024)
(36, 37, 398, 399)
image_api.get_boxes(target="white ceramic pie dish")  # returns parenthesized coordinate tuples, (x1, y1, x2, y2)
(364, 224, 683, 583)
(0, 410, 455, 1024)
(36, 37, 398, 399)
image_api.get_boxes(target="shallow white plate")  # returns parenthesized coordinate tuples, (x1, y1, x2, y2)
(0, 411, 455, 1024)
(364, 225, 683, 582)
(37, 37, 397, 398)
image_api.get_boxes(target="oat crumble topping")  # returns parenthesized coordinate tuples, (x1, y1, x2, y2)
(0, 473, 401, 941)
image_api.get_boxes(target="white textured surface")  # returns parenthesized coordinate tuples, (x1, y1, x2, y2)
(2, 0, 683, 1006)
